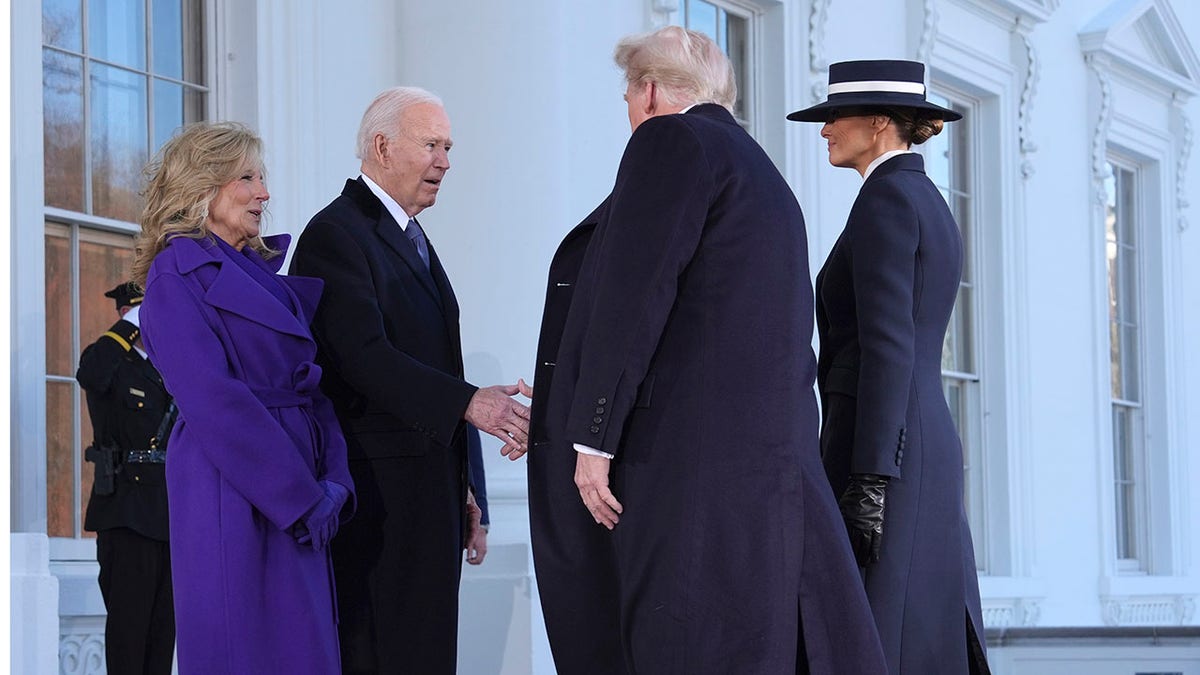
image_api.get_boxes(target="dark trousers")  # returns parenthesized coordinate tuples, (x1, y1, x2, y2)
(96, 528, 175, 675)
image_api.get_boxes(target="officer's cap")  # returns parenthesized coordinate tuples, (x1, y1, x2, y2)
(104, 282, 144, 310)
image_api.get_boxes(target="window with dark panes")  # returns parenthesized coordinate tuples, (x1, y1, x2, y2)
(42, 0, 206, 539)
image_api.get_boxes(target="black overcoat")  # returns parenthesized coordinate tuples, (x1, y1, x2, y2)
(552, 104, 886, 674)
(815, 152, 989, 674)
(291, 178, 476, 675)
(529, 199, 627, 675)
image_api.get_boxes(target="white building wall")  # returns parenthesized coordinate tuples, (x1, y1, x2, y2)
(9, 0, 1200, 672)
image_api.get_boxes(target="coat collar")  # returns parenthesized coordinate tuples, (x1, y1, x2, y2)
(161, 234, 315, 340)
(341, 177, 443, 304)
(864, 151, 926, 183)
(683, 103, 739, 126)
(562, 195, 608, 245)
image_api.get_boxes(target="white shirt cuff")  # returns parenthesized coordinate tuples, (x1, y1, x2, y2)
(574, 443, 614, 459)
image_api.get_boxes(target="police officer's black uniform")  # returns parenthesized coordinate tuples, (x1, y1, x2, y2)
(79, 282, 175, 675)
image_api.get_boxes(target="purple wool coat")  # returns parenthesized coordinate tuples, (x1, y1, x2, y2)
(140, 233, 354, 675)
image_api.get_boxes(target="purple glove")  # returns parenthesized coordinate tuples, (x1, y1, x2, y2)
(295, 481, 349, 552)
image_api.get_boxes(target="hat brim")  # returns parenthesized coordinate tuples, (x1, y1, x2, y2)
(787, 95, 963, 123)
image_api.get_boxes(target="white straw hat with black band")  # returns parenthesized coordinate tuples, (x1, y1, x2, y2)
(787, 59, 962, 123)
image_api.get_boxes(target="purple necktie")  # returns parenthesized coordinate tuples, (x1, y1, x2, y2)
(406, 218, 430, 271)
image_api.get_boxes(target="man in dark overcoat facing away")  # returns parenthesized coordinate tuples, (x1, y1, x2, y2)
(528, 198, 627, 674)
(290, 86, 531, 675)
(537, 26, 886, 674)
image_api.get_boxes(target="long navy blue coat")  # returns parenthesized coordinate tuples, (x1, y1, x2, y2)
(815, 152, 989, 674)
(291, 178, 476, 674)
(529, 200, 627, 675)
(552, 104, 886, 674)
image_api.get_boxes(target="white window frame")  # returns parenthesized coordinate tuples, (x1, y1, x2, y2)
(923, 88, 989, 572)
(1104, 156, 1150, 575)
(1082, 0, 1197, 624)
(924, 0, 1049, 628)
(41, 0, 212, 556)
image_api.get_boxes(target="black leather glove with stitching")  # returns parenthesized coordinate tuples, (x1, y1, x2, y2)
(838, 473, 889, 567)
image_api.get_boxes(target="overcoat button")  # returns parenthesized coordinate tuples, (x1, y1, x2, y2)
(590, 425, 600, 434)
(597, 397, 608, 405)
(593, 416, 603, 424)
(595, 407, 605, 414)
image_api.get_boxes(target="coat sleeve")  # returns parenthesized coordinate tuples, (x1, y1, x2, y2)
(562, 116, 713, 456)
(140, 271, 325, 530)
(847, 178, 919, 478)
(291, 219, 477, 447)
(313, 391, 356, 522)
(75, 321, 138, 394)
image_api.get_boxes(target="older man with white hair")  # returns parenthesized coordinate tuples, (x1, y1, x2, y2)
(530, 27, 887, 674)
(291, 86, 530, 674)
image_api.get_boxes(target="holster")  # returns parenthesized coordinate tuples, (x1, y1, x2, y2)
(85, 444, 120, 496)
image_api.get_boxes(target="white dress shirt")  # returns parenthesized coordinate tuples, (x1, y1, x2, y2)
(863, 149, 913, 181)
(360, 173, 414, 231)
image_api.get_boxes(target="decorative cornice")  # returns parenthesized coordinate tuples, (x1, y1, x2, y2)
(1016, 16, 1041, 178)
(1102, 596, 1197, 626)
(809, 0, 832, 103)
(1174, 93, 1193, 231)
(982, 598, 1043, 628)
(1086, 53, 1114, 210)
(917, 0, 939, 65)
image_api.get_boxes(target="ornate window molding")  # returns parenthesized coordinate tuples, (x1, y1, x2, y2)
(1081, 0, 1199, 624)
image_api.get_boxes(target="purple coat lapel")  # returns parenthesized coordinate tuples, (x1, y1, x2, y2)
(170, 235, 315, 341)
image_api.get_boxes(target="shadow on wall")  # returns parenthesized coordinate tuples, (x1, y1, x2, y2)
(458, 543, 534, 675)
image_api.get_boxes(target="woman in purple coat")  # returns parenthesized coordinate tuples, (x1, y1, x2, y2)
(131, 122, 355, 674)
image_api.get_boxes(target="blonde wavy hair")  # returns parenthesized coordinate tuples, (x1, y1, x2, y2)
(131, 121, 276, 287)
(614, 25, 736, 111)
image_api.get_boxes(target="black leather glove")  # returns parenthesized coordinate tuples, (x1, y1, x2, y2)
(838, 473, 889, 567)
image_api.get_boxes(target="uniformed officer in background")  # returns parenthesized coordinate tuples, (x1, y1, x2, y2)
(79, 281, 176, 675)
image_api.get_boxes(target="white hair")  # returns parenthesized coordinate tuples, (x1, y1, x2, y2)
(355, 86, 444, 161)
(614, 25, 736, 111)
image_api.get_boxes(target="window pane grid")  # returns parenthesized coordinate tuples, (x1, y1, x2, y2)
(1105, 160, 1146, 571)
(43, 44, 208, 92)
(928, 92, 985, 570)
(42, 0, 204, 541)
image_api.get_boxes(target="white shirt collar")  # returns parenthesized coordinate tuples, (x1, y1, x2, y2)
(360, 172, 413, 231)
(863, 149, 913, 181)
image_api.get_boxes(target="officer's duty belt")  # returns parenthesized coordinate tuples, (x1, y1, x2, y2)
(125, 450, 166, 464)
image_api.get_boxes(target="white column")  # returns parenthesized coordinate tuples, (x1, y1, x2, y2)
(11, 534, 61, 675)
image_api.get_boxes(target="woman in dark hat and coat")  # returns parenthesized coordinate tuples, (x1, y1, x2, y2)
(789, 60, 990, 675)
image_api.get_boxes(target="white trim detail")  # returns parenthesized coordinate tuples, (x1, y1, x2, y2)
(808, 0, 832, 103)
(827, 80, 927, 95)
(1174, 93, 1193, 231)
(918, 0, 940, 65)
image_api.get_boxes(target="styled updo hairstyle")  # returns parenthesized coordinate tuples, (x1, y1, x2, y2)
(880, 106, 945, 146)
